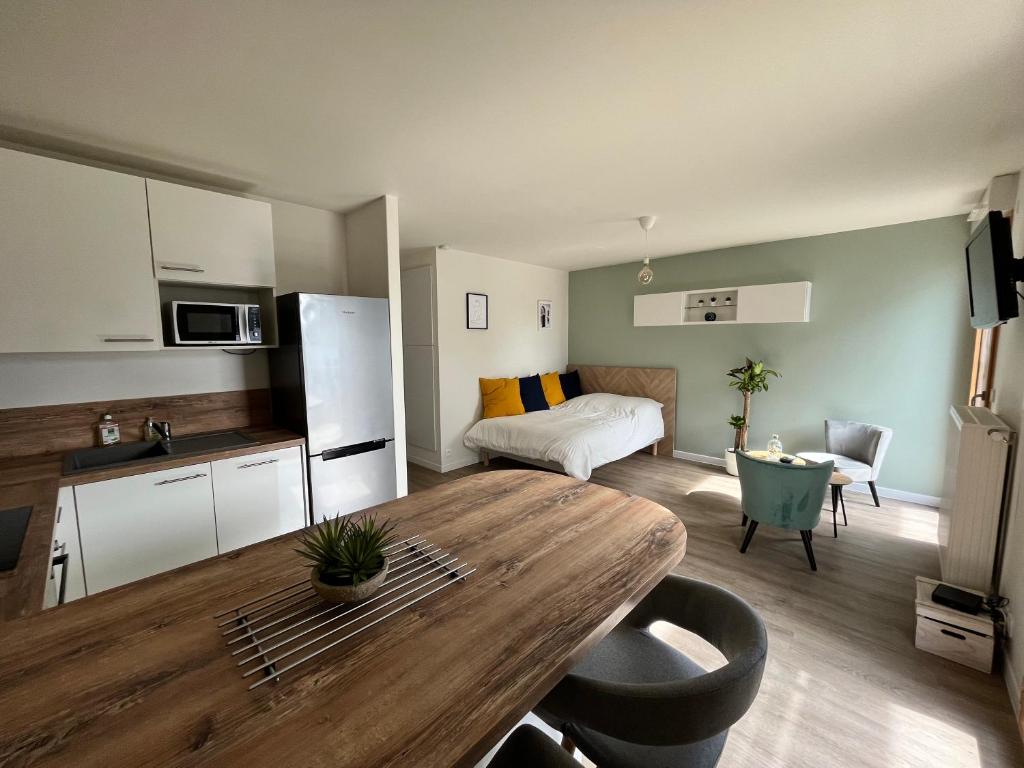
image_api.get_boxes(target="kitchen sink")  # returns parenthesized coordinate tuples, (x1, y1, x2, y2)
(63, 440, 169, 473)
(164, 431, 256, 454)
(62, 431, 257, 475)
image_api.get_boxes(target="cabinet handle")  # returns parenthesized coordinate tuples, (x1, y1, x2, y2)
(51, 553, 69, 606)
(159, 263, 206, 273)
(103, 335, 155, 343)
(56, 504, 62, 525)
(154, 472, 208, 486)
(940, 628, 967, 641)
(237, 458, 279, 470)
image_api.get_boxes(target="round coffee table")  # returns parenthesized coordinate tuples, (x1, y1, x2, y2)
(829, 472, 853, 538)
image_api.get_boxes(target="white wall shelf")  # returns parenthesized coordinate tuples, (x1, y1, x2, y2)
(634, 281, 812, 326)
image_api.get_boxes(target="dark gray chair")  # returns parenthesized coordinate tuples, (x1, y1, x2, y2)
(488, 725, 579, 767)
(537, 575, 767, 768)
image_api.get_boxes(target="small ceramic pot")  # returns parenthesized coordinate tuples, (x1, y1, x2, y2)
(724, 449, 739, 477)
(311, 557, 389, 604)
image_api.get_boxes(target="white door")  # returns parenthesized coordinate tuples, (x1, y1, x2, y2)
(147, 179, 276, 287)
(75, 463, 217, 593)
(211, 446, 306, 553)
(0, 148, 161, 352)
(309, 441, 397, 520)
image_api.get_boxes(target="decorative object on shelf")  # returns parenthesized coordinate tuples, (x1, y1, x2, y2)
(697, 298, 705, 306)
(767, 433, 783, 457)
(725, 414, 746, 476)
(725, 296, 733, 305)
(466, 292, 488, 329)
(726, 358, 780, 451)
(537, 299, 552, 330)
(636, 215, 657, 285)
(710, 296, 718, 306)
(705, 312, 717, 322)
(296, 513, 397, 604)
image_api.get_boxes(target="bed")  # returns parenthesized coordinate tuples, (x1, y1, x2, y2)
(463, 365, 677, 480)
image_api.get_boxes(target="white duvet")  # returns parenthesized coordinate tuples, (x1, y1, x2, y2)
(463, 393, 665, 480)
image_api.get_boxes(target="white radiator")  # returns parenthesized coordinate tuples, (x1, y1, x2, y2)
(939, 405, 1014, 592)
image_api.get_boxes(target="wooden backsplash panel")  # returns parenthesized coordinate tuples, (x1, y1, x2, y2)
(0, 389, 273, 459)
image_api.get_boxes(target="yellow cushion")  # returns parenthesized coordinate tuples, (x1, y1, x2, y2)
(540, 371, 566, 406)
(480, 377, 525, 419)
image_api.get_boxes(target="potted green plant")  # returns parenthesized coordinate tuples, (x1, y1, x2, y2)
(724, 358, 779, 475)
(296, 513, 397, 603)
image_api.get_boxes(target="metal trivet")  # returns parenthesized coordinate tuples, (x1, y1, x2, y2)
(214, 536, 474, 689)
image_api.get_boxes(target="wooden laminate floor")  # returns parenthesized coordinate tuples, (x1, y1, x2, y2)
(409, 454, 1023, 768)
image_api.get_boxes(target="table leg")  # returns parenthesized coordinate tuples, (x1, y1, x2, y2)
(831, 485, 839, 538)
(840, 487, 848, 527)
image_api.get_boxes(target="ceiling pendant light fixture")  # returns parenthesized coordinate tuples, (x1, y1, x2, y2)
(636, 215, 657, 286)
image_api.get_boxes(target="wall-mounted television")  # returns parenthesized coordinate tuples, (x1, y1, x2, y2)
(966, 211, 1020, 329)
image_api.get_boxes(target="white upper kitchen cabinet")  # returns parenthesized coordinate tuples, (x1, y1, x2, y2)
(147, 179, 276, 287)
(0, 148, 161, 352)
(75, 463, 218, 594)
(211, 446, 306, 553)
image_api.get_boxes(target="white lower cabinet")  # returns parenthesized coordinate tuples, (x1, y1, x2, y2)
(211, 446, 306, 552)
(76, 463, 218, 594)
(43, 486, 87, 608)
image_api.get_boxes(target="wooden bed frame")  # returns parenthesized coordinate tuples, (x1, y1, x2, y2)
(479, 364, 677, 469)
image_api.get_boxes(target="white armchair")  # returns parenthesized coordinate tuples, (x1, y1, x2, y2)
(797, 420, 893, 506)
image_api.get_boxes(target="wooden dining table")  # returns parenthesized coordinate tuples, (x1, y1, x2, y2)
(0, 470, 686, 767)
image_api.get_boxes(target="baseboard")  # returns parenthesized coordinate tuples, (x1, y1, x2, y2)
(407, 455, 443, 473)
(848, 482, 940, 508)
(670, 450, 940, 508)
(672, 450, 726, 467)
(441, 455, 483, 473)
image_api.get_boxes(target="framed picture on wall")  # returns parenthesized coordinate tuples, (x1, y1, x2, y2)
(538, 300, 552, 330)
(467, 292, 488, 329)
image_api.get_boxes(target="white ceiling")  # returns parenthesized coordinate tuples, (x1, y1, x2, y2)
(1, 1, 1022, 271)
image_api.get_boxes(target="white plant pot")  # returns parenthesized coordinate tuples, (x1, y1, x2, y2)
(724, 449, 739, 476)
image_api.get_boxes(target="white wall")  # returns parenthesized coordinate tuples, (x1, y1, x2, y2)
(345, 196, 408, 497)
(993, 170, 1024, 715)
(434, 248, 568, 471)
(272, 200, 347, 296)
(0, 350, 269, 409)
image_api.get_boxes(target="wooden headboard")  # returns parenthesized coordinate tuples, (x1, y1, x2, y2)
(567, 364, 677, 457)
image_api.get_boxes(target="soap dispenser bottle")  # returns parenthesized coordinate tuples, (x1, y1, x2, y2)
(98, 414, 120, 447)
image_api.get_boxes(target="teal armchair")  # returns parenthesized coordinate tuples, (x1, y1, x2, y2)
(736, 451, 834, 571)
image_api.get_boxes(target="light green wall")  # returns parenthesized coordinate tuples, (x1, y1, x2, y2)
(568, 216, 973, 497)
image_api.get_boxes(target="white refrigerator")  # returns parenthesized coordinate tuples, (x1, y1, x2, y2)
(270, 293, 397, 521)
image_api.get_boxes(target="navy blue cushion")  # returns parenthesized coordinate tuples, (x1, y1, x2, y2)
(519, 375, 549, 412)
(560, 370, 583, 400)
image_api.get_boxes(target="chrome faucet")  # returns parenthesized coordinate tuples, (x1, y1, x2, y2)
(145, 417, 172, 442)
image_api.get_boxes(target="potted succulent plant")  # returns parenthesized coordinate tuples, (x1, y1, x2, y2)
(296, 513, 397, 604)
(724, 358, 779, 475)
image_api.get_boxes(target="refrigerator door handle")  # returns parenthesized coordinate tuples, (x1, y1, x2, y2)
(322, 439, 389, 461)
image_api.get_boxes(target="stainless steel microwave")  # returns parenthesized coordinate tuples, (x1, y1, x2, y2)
(167, 301, 262, 345)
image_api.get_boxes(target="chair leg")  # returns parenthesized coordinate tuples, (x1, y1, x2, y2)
(831, 485, 839, 538)
(560, 732, 576, 755)
(741, 513, 748, 527)
(868, 481, 880, 507)
(800, 530, 818, 571)
(740, 520, 759, 553)
(840, 488, 848, 526)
